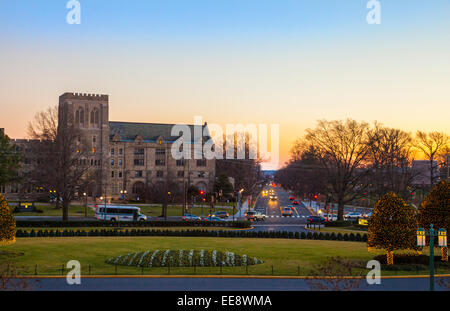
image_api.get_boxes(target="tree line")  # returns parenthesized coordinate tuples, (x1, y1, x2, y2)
(275, 119, 449, 220)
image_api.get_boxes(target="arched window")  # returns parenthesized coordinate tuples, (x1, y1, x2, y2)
(75, 107, 84, 127)
(90, 108, 100, 127)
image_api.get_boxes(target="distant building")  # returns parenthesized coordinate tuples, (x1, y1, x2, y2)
(411, 160, 439, 187)
(1, 92, 216, 201)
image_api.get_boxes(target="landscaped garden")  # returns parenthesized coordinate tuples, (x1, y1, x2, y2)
(2, 236, 450, 277)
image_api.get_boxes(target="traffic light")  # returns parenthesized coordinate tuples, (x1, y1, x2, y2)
(313, 194, 318, 200)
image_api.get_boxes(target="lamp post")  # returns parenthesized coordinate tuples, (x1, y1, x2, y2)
(83, 192, 87, 217)
(237, 189, 244, 218)
(417, 224, 448, 291)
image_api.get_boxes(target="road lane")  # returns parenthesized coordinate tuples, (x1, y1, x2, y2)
(19, 276, 450, 291)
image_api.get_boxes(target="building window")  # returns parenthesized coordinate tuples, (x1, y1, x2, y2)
(134, 159, 144, 166)
(75, 108, 84, 126)
(155, 159, 165, 166)
(134, 148, 145, 155)
(93, 135, 96, 143)
(119, 159, 123, 166)
(177, 171, 184, 177)
(196, 159, 206, 167)
(0, 185, 5, 193)
(119, 172, 123, 178)
(156, 148, 166, 156)
(90, 108, 100, 127)
(111, 171, 115, 178)
(135, 171, 143, 178)
(119, 148, 123, 155)
(111, 159, 115, 166)
(156, 171, 164, 178)
(111, 148, 115, 155)
(176, 159, 185, 167)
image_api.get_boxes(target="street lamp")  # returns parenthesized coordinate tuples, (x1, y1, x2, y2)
(417, 224, 448, 291)
(83, 192, 87, 217)
(417, 228, 426, 247)
(438, 228, 447, 248)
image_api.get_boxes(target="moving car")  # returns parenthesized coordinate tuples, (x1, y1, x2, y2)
(269, 195, 278, 201)
(344, 212, 362, 220)
(96, 205, 148, 222)
(307, 216, 325, 224)
(281, 207, 293, 217)
(212, 211, 230, 219)
(292, 200, 299, 205)
(245, 211, 266, 221)
(289, 196, 295, 201)
(288, 205, 294, 210)
(182, 214, 201, 221)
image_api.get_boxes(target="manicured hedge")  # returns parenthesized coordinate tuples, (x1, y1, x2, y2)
(15, 228, 368, 242)
(325, 220, 353, 227)
(15, 220, 251, 229)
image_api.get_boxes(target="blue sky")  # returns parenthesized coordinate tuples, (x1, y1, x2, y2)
(0, 0, 449, 167)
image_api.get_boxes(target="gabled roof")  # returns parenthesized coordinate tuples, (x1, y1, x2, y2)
(109, 121, 210, 142)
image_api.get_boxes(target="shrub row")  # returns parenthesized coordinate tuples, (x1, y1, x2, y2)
(325, 220, 354, 227)
(374, 254, 447, 265)
(16, 228, 368, 242)
(15, 220, 251, 229)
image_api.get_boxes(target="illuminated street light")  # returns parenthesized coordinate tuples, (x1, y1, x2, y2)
(416, 224, 447, 291)
(439, 228, 447, 247)
(417, 228, 426, 247)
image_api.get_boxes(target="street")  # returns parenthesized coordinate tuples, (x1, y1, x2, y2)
(250, 186, 313, 233)
(15, 276, 450, 291)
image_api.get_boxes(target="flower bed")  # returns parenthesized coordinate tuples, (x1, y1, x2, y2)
(105, 250, 264, 267)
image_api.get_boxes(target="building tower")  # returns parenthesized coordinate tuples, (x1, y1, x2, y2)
(58, 92, 110, 199)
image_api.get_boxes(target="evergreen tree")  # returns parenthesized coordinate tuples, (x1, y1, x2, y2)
(0, 194, 16, 245)
(418, 180, 450, 261)
(368, 192, 417, 265)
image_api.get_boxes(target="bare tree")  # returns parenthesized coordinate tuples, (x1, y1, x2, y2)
(414, 131, 449, 187)
(27, 107, 92, 221)
(306, 257, 366, 291)
(275, 142, 328, 200)
(216, 132, 262, 197)
(366, 123, 416, 199)
(303, 119, 371, 220)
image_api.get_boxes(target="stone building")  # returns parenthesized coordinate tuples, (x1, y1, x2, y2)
(2, 92, 215, 202)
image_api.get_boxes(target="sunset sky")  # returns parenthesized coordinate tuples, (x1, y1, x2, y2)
(0, 0, 449, 168)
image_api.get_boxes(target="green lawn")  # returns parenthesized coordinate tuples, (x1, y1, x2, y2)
(2, 237, 448, 277)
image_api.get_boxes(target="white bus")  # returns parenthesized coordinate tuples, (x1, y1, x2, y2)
(95, 205, 148, 222)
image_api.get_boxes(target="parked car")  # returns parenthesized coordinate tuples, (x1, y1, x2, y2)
(212, 211, 230, 219)
(182, 214, 201, 221)
(202, 216, 225, 222)
(322, 214, 337, 222)
(307, 216, 326, 224)
(281, 207, 293, 217)
(344, 212, 362, 220)
(245, 211, 266, 221)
